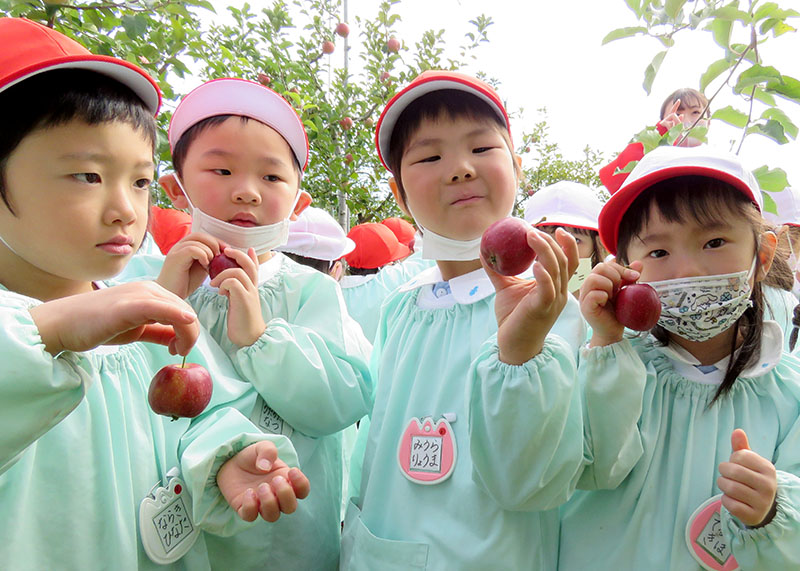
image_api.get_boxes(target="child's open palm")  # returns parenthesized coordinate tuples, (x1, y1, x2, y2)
(484, 228, 578, 365)
(718, 429, 778, 527)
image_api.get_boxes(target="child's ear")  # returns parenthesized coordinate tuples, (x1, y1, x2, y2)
(514, 154, 523, 170)
(159, 173, 189, 210)
(329, 260, 344, 281)
(756, 230, 778, 281)
(389, 177, 411, 218)
(291, 191, 312, 220)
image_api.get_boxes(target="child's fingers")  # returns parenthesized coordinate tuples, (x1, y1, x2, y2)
(670, 99, 681, 115)
(270, 475, 299, 515)
(256, 482, 281, 522)
(531, 260, 556, 307)
(732, 428, 750, 452)
(251, 441, 279, 472)
(236, 488, 260, 522)
(221, 247, 259, 284)
(554, 227, 580, 282)
(526, 230, 565, 293)
(288, 468, 310, 499)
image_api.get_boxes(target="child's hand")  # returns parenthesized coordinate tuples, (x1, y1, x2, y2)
(157, 232, 222, 298)
(580, 258, 642, 347)
(209, 247, 266, 347)
(718, 429, 778, 528)
(657, 99, 683, 132)
(29, 281, 199, 356)
(484, 227, 578, 365)
(217, 440, 310, 522)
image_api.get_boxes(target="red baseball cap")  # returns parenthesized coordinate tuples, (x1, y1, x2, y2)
(375, 70, 511, 170)
(0, 17, 161, 114)
(598, 145, 762, 254)
(381, 217, 416, 249)
(168, 78, 309, 170)
(345, 223, 411, 269)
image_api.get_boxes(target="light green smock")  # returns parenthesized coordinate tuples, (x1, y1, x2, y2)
(341, 274, 642, 570)
(764, 284, 799, 353)
(0, 286, 298, 570)
(559, 335, 800, 570)
(188, 253, 373, 571)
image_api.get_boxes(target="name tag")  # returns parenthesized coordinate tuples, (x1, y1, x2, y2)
(250, 396, 294, 437)
(140, 468, 199, 564)
(397, 415, 456, 485)
(685, 495, 739, 571)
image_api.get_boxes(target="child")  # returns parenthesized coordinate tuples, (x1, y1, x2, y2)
(341, 71, 642, 569)
(156, 78, 373, 570)
(524, 180, 608, 296)
(381, 216, 417, 250)
(600, 87, 710, 193)
(0, 18, 309, 569)
(559, 145, 800, 570)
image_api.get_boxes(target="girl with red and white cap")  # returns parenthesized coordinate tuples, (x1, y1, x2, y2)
(341, 71, 640, 570)
(560, 145, 800, 570)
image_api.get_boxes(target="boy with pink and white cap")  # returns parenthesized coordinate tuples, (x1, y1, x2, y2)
(156, 77, 372, 570)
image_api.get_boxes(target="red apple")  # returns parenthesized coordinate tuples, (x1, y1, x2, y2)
(380, 71, 391, 83)
(148, 362, 213, 421)
(322, 40, 335, 54)
(257, 73, 271, 86)
(386, 36, 400, 53)
(480, 217, 536, 276)
(208, 253, 241, 280)
(344, 153, 354, 164)
(335, 22, 349, 37)
(613, 281, 661, 331)
(339, 116, 354, 130)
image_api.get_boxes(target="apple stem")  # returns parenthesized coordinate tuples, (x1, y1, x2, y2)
(181, 355, 186, 368)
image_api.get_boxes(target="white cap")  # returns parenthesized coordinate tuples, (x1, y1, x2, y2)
(275, 207, 355, 261)
(168, 78, 308, 170)
(764, 186, 800, 227)
(524, 181, 603, 231)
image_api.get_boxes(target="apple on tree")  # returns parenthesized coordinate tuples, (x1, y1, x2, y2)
(386, 36, 400, 53)
(257, 73, 271, 86)
(322, 40, 335, 54)
(480, 217, 537, 276)
(339, 116, 354, 130)
(148, 357, 213, 421)
(613, 279, 661, 331)
(335, 22, 349, 37)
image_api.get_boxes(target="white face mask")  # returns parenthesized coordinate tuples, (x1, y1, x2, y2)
(568, 257, 593, 294)
(174, 175, 300, 256)
(647, 257, 756, 342)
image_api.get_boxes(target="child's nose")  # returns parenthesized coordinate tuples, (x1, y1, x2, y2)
(448, 156, 476, 182)
(232, 182, 262, 204)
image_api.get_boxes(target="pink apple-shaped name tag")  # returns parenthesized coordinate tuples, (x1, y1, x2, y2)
(685, 495, 739, 571)
(397, 416, 456, 484)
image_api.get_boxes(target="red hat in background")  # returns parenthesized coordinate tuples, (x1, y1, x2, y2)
(345, 223, 411, 269)
(0, 17, 161, 114)
(381, 217, 416, 249)
(149, 205, 192, 255)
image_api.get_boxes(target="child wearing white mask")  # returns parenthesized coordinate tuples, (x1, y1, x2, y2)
(156, 78, 373, 570)
(559, 145, 800, 570)
(524, 181, 608, 298)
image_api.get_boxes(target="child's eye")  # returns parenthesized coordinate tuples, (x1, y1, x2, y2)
(648, 249, 668, 258)
(212, 169, 232, 176)
(134, 178, 152, 190)
(264, 174, 281, 182)
(73, 173, 101, 184)
(416, 155, 440, 164)
(472, 147, 493, 154)
(705, 238, 725, 249)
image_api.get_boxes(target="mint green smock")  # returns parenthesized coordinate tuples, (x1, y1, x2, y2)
(341, 279, 642, 570)
(559, 336, 800, 570)
(340, 252, 435, 343)
(0, 286, 299, 570)
(188, 253, 373, 571)
(764, 284, 799, 353)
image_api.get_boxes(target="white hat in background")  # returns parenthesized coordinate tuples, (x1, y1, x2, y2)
(524, 181, 603, 230)
(276, 207, 355, 261)
(764, 186, 800, 227)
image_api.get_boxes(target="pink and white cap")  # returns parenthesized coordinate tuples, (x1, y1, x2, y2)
(524, 181, 603, 231)
(276, 207, 356, 261)
(168, 78, 308, 170)
(764, 186, 800, 227)
(375, 70, 511, 170)
(598, 145, 762, 254)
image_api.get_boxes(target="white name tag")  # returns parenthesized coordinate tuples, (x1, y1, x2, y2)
(140, 468, 199, 565)
(250, 396, 294, 437)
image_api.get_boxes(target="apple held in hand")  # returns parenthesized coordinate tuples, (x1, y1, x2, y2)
(208, 253, 241, 280)
(480, 217, 536, 276)
(613, 281, 661, 331)
(148, 359, 213, 421)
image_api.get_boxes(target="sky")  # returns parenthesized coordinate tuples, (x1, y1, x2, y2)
(335, 0, 800, 190)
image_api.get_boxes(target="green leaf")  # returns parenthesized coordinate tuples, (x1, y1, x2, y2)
(765, 75, 800, 104)
(601, 26, 647, 44)
(762, 191, 778, 215)
(625, 0, 643, 17)
(753, 165, 789, 192)
(753, 2, 780, 21)
(711, 105, 749, 128)
(643, 50, 667, 94)
(700, 58, 734, 91)
(665, 0, 687, 19)
(761, 108, 798, 138)
(709, 18, 732, 48)
(710, 5, 752, 23)
(121, 14, 147, 39)
(753, 87, 777, 106)
(747, 119, 788, 144)
(735, 64, 782, 92)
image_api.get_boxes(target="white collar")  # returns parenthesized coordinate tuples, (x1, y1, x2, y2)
(339, 273, 377, 289)
(399, 263, 534, 305)
(657, 320, 784, 383)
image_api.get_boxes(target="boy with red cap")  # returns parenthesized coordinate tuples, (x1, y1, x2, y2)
(0, 17, 309, 570)
(155, 77, 372, 570)
(381, 216, 417, 250)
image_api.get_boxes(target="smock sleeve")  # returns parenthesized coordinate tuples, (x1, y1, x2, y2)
(468, 334, 584, 511)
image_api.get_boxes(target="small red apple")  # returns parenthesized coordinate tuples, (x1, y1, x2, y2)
(322, 40, 335, 54)
(613, 281, 661, 331)
(386, 36, 400, 53)
(364, 117, 374, 128)
(335, 22, 349, 37)
(339, 116, 354, 130)
(344, 153, 354, 164)
(480, 217, 536, 276)
(257, 73, 271, 86)
(208, 253, 241, 280)
(380, 71, 391, 83)
(148, 362, 213, 421)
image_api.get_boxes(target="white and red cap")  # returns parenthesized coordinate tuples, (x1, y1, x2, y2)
(168, 78, 309, 170)
(524, 181, 603, 231)
(375, 70, 511, 170)
(276, 207, 355, 261)
(598, 145, 762, 254)
(0, 17, 160, 114)
(764, 186, 800, 227)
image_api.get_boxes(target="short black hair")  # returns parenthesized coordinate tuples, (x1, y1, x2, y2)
(282, 251, 334, 274)
(0, 69, 157, 213)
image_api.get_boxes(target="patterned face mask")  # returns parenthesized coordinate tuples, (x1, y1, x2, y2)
(647, 257, 756, 342)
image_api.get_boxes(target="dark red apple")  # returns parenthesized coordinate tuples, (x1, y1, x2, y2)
(257, 73, 271, 86)
(480, 217, 536, 276)
(148, 362, 213, 420)
(208, 253, 241, 280)
(335, 22, 349, 37)
(322, 40, 335, 54)
(613, 282, 661, 331)
(344, 153, 354, 164)
(339, 116, 354, 130)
